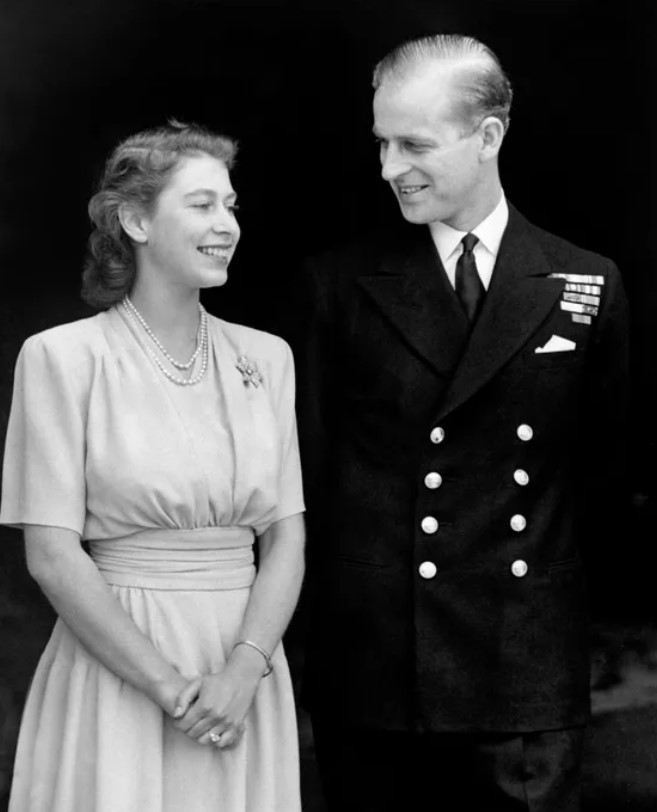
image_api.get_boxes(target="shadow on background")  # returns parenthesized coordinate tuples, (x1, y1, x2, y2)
(0, 0, 655, 809)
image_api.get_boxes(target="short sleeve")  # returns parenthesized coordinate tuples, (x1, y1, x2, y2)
(0, 335, 87, 536)
(269, 341, 305, 525)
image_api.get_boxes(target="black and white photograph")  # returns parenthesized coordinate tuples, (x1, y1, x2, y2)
(0, 1, 655, 810)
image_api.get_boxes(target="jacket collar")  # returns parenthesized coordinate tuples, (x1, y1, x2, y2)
(356, 205, 566, 414)
(357, 224, 470, 378)
(436, 205, 565, 420)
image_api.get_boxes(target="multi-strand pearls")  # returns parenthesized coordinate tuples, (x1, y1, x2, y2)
(122, 296, 209, 386)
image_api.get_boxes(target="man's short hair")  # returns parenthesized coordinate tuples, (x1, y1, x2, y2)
(372, 34, 513, 133)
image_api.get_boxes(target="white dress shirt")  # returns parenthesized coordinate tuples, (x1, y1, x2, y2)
(428, 194, 509, 291)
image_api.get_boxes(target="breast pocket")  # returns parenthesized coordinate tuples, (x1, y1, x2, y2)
(523, 349, 586, 371)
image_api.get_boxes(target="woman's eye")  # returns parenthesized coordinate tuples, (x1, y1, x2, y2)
(227, 204, 240, 215)
(192, 202, 212, 210)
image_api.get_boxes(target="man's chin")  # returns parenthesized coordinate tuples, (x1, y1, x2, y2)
(397, 200, 432, 225)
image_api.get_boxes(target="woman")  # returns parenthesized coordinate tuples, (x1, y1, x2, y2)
(0, 121, 305, 812)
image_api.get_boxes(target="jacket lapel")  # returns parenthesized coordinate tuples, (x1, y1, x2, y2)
(357, 227, 469, 378)
(436, 207, 566, 421)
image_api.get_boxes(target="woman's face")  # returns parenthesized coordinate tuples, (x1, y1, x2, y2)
(139, 153, 241, 291)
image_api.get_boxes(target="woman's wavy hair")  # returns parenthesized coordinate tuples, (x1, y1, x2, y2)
(82, 120, 237, 310)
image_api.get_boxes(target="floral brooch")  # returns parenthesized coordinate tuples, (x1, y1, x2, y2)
(236, 356, 263, 388)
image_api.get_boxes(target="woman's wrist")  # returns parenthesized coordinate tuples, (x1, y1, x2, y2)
(229, 642, 271, 680)
(149, 671, 189, 714)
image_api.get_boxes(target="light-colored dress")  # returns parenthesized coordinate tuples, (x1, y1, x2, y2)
(0, 305, 305, 812)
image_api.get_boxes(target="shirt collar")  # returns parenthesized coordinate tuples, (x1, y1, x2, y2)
(429, 193, 509, 264)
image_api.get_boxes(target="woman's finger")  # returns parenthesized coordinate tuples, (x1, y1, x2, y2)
(198, 718, 245, 748)
(187, 716, 223, 741)
(172, 677, 203, 719)
(216, 725, 244, 749)
(199, 726, 227, 747)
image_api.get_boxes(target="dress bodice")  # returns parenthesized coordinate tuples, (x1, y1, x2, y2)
(0, 306, 304, 540)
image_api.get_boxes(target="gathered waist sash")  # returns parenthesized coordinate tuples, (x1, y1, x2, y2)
(88, 527, 256, 591)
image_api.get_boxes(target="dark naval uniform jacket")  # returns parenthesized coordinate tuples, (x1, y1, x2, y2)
(298, 204, 629, 733)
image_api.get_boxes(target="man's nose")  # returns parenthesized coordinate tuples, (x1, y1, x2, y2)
(380, 144, 410, 182)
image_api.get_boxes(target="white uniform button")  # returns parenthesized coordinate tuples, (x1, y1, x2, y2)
(421, 516, 439, 534)
(511, 559, 528, 578)
(419, 561, 437, 579)
(517, 424, 534, 442)
(430, 427, 445, 444)
(513, 469, 530, 486)
(424, 472, 443, 490)
(510, 514, 527, 532)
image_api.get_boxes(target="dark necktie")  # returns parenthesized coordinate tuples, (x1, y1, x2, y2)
(455, 233, 485, 325)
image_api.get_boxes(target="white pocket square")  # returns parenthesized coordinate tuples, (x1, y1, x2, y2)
(534, 335, 576, 353)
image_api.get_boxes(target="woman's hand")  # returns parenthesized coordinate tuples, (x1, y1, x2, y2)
(154, 674, 204, 720)
(22, 526, 213, 722)
(172, 648, 266, 749)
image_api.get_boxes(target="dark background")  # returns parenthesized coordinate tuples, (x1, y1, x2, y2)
(0, 0, 655, 808)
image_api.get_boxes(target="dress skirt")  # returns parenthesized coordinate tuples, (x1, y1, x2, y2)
(8, 528, 301, 812)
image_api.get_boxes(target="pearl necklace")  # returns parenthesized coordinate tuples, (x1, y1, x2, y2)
(122, 297, 209, 386)
(124, 296, 205, 369)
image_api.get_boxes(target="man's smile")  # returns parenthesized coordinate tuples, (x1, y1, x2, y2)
(397, 184, 430, 197)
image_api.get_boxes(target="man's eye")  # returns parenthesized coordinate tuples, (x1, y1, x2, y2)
(192, 202, 212, 210)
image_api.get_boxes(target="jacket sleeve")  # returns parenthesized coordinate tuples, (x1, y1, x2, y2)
(295, 258, 340, 573)
(578, 260, 631, 584)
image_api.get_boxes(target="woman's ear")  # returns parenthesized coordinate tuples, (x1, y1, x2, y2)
(118, 203, 150, 244)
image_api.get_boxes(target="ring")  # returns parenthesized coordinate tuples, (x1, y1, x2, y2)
(209, 732, 221, 743)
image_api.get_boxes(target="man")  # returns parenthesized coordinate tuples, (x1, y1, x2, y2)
(299, 34, 629, 811)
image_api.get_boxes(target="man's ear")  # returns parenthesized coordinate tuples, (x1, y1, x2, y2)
(118, 203, 150, 244)
(478, 116, 505, 161)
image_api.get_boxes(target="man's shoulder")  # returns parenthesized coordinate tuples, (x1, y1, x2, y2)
(518, 210, 619, 278)
(306, 229, 386, 271)
(305, 221, 418, 281)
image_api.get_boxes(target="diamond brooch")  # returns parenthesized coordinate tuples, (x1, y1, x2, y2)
(236, 356, 263, 388)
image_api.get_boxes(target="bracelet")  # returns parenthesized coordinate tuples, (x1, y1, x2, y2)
(233, 640, 274, 677)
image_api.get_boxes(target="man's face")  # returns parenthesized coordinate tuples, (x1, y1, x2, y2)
(373, 67, 487, 230)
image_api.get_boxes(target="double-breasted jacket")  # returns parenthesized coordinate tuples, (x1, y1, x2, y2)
(298, 205, 629, 732)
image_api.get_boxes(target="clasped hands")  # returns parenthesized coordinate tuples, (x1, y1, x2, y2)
(163, 648, 267, 750)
